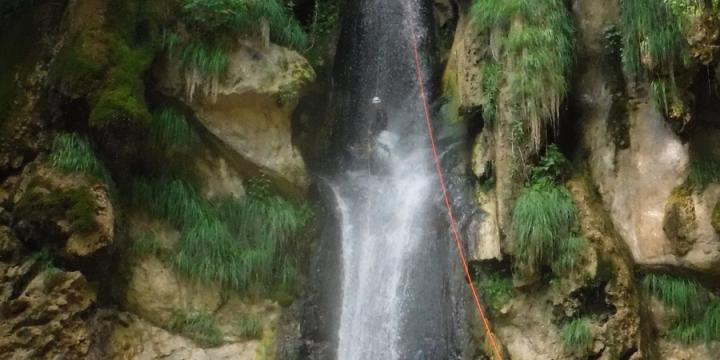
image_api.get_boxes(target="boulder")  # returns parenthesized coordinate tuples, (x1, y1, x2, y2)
(125, 255, 222, 327)
(12, 165, 113, 261)
(0, 260, 97, 359)
(109, 314, 260, 360)
(159, 41, 315, 195)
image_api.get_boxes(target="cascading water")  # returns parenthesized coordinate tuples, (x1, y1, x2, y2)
(311, 0, 460, 358)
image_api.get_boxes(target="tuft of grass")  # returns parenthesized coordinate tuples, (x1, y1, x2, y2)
(127, 176, 313, 295)
(562, 318, 593, 353)
(476, 273, 515, 311)
(49, 134, 114, 187)
(150, 107, 200, 155)
(512, 179, 578, 272)
(168, 311, 224, 347)
(643, 274, 709, 322)
(688, 157, 720, 191)
(235, 314, 263, 340)
(177, 41, 229, 79)
(471, 0, 574, 150)
(644, 273, 720, 343)
(551, 235, 588, 275)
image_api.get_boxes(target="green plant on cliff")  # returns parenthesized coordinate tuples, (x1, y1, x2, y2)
(688, 157, 720, 191)
(127, 176, 313, 296)
(168, 311, 224, 347)
(562, 318, 593, 353)
(180, 0, 308, 51)
(513, 179, 578, 272)
(150, 107, 200, 156)
(643, 273, 720, 343)
(471, 0, 574, 150)
(620, 0, 688, 77)
(512, 146, 586, 275)
(476, 272, 515, 312)
(643, 274, 709, 322)
(16, 187, 98, 235)
(88, 38, 154, 132)
(235, 314, 264, 340)
(49, 134, 114, 188)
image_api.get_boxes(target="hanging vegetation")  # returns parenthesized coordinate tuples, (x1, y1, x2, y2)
(471, 0, 574, 151)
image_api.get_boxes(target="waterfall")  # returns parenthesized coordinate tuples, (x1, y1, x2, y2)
(319, 0, 457, 358)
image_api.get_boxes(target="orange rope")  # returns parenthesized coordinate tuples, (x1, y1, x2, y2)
(406, 13, 504, 360)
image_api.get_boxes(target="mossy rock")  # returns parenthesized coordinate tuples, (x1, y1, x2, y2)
(663, 187, 697, 256)
(51, 32, 112, 98)
(15, 184, 98, 237)
(712, 201, 720, 234)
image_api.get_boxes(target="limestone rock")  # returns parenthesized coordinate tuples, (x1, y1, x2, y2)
(0, 261, 97, 359)
(582, 95, 720, 273)
(12, 165, 114, 261)
(159, 41, 315, 194)
(194, 146, 246, 200)
(125, 255, 222, 327)
(664, 187, 698, 256)
(109, 314, 260, 360)
(494, 292, 564, 360)
(0, 226, 17, 258)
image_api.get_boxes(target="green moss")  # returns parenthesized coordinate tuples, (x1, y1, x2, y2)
(168, 311, 223, 347)
(476, 273, 515, 312)
(51, 33, 111, 98)
(16, 186, 98, 235)
(88, 37, 153, 131)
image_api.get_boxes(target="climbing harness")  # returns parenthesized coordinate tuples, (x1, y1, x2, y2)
(405, 10, 504, 360)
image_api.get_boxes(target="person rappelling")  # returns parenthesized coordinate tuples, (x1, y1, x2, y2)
(370, 96, 387, 138)
(367, 96, 391, 174)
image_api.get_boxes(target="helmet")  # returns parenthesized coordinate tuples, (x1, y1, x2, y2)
(372, 96, 382, 105)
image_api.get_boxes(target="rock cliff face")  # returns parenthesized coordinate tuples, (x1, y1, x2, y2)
(158, 42, 315, 195)
(2, 0, 720, 358)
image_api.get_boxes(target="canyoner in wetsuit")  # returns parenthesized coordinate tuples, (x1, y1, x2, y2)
(368, 96, 390, 174)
